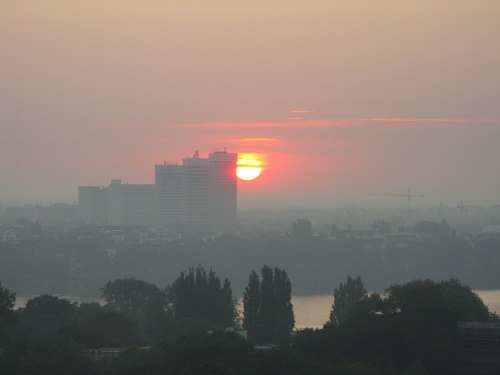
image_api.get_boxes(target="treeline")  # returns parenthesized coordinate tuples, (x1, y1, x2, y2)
(0, 265, 295, 348)
(1, 221, 499, 298)
(1, 274, 498, 375)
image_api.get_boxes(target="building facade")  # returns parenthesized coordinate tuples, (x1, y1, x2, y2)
(182, 151, 211, 233)
(78, 181, 156, 227)
(78, 186, 110, 225)
(79, 149, 238, 234)
(109, 180, 156, 227)
(5, 203, 77, 227)
(209, 150, 238, 233)
(155, 163, 184, 229)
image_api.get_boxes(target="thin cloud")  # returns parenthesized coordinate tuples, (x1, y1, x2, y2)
(174, 119, 353, 129)
(226, 137, 284, 144)
(369, 118, 499, 124)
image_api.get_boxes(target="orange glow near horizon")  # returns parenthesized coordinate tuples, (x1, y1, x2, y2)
(237, 153, 266, 181)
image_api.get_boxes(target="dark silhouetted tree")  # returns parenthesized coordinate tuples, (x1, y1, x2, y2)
(243, 266, 295, 344)
(328, 276, 367, 325)
(17, 295, 76, 340)
(273, 267, 295, 341)
(167, 266, 235, 327)
(0, 337, 96, 374)
(292, 219, 313, 237)
(25, 294, 75, 319)
(86, 311, 139, 347)
(243, 270, 261, 343)
(415, 220, 450, 237)
(345, 279, 499, 374)
(101, 278, 166, 317)
(0, 283, 16, 345)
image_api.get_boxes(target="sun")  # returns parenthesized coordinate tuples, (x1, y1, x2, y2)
(237, 166, 262, 180)
(237, 154, 264, 181)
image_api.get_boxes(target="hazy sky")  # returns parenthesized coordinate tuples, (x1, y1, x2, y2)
(1, 1, 499, 208)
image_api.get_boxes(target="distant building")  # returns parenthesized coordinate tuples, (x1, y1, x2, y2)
(156, 149, 237, 234)
(0, 225, 17, 243)
(36, 203, 77, 226)
(79, 148, 238, 234)
(182, 151, 211, 233)
(78, 186, 110, 225)
(5, 204, 35, 223)
(479, 225, 500, 240)
(155, 162, 184, 229)
(78, 181, 155, 227)
(208, 150, 237, 233)
(5, 203, 77, 227)
(109, 180, 156, 227)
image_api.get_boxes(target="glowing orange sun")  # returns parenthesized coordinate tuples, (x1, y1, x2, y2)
(237, 154, 263, 181)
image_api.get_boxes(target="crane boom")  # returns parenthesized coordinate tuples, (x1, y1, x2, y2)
(369, 189, 425, 208)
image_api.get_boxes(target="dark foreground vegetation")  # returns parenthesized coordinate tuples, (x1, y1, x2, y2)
(1, 272, 498, 374)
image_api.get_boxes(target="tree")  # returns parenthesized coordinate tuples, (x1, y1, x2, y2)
(344, 279, 499, 374)
(0, 337, 96, 375)
(85, 311, 139, 347)
(415, 220, 450, 237)
(242, 270, 261, 343)
(328, 276, 367, 325)
(74, 302, 102, 324)
(101, 278, 166, 317)
(167, 266, 235, 327)
(0, 283, 16, 345)
(243, 266, 295, 344)
(25, 294, 75, 319)
(13, 295, 77, 341)
(272, 267, 295, 341)
(292, 219, 313, 237)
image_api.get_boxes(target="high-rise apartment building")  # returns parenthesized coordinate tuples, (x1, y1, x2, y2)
(109, 180, 156, 227)
(79, 148, 238, 234)
(182, 151, 211, 233)
(155, 149, 238, 234)
(78, 181, 155, 227)
(209, 150, 237, 232)
(155, 162, 184, 229)
(78, 186, 110, 225)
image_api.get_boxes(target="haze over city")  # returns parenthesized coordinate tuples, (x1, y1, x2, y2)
(2, 3, 500, 373)
(1, 1, 498, 208)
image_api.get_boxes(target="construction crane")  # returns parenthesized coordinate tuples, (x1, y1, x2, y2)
(369, 188, 425, 209)
(457, 201, 479, 223)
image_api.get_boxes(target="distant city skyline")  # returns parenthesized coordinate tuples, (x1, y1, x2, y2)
(1, 1, 499, 208)
(77, 149, 237, 233)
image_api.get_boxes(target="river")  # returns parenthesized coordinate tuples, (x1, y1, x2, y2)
(14, 290, 500, 330)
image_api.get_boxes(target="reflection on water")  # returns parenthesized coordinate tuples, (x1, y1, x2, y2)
(292, 295, 332, 329)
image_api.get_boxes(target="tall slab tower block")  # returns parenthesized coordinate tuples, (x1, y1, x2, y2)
(182, 154, 211, 233)
(155, 163, 184, 229)
(209, 150, 237, 232)
(155, 149, 237, 234)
